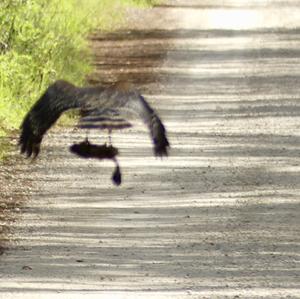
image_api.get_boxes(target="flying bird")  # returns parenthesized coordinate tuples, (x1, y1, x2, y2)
(19, 80, 170, 184)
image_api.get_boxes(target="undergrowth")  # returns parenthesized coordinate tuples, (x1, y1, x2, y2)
(0, 0, 158, 139)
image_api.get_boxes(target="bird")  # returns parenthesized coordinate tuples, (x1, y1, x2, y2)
(19, 79, 170, 164)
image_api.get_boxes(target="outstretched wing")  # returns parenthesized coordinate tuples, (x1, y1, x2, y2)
(19, 80, 170, 158)
(19, 80, 82, 158)
(77, 85, 170, 156)
(127, 94, 170, 156)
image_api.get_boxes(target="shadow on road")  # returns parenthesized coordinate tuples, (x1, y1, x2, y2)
(0, 4, 300, 297)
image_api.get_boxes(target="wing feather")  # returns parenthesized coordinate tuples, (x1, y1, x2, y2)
(121, 93, 170, 156)
(19, 80, 81, 158)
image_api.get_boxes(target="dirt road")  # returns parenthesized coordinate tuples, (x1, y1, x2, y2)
(0, 1, 300, 298)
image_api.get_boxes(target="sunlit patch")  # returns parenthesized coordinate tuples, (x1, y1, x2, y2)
(179, 8, 262, 30)
(207, 9, 262, 30)
(177, 7, 300, 30)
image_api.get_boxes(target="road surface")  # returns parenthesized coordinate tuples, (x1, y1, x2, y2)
(0, 1, 300, 298)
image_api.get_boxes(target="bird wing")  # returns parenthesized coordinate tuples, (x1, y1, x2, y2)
(78, 86, 170, 156)
(19, 80, 170, 158)
(19, 80, 82, 158)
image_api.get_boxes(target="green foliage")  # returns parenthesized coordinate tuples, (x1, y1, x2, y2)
(0, 137, 12, 161)
(0, 0, 156, 139)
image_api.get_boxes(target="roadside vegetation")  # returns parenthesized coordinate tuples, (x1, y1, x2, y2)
(0, 0, 158, 141)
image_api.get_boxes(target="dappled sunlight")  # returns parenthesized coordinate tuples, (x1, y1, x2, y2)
(2, 124, 299, 293)
(201, 9, 262, 30)
(1, 0, 300, 297)
(176, 6, 300, 30)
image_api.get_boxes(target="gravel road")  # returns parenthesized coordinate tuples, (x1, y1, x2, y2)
(0, 1, 300, 298)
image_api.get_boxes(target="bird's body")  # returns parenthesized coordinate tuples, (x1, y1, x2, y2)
(19, 80, 170, 178)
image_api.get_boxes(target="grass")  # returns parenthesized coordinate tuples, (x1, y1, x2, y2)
(0, 0, 158, 140)
(0, 138, 12, 162)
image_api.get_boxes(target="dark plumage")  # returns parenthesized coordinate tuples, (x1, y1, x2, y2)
(70, 139, 119, 160)
(69, 139, 122, 185)
(19, 79, 170, 160)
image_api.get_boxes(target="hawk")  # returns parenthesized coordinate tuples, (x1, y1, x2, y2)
(19, 80, 170, 184)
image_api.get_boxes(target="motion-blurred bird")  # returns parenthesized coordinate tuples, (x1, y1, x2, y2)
(19, 80, 170, 160)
